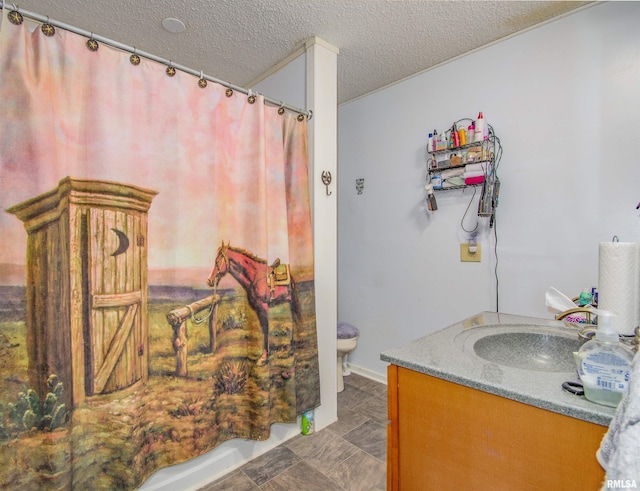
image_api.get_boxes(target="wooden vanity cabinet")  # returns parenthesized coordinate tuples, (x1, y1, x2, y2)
(387, 365, 607, 491)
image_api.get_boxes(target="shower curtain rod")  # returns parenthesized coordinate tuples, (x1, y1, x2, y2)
(0, 2, 312, 119)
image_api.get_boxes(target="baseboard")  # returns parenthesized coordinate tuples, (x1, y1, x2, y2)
(347, 363, 387, 385)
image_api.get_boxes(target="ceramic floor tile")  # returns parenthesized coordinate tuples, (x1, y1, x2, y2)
(294, 432, 360, 475)
(326, 404, 369, 437)
(240, 445, 301, 486)
(354, 394, 388, 425)
(343, 373, 380, 391)
(369, 382, 388, 398)
(337, 383, 374, 410)
(343, 419, 387, 461)
(325, 449, 386, 491)
(259, 461, 343, 491)
(198, 470, 260, 490)
(284, 426, 340, 459)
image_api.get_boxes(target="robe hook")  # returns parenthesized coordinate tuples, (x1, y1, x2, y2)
(321, 171, 332, 196)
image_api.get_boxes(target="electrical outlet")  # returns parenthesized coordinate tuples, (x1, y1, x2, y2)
(460, 243, 481, 262)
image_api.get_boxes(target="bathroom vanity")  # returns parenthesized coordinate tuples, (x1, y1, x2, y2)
(381, 312, 616, 491)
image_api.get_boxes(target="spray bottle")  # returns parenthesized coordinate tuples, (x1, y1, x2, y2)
(425, 183, 438, 211)
(576, 311, 633, 407)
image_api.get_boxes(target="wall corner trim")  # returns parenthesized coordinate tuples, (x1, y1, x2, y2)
(304, 36, 340, 55)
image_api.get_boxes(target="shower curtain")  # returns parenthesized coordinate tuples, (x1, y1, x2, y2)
(0, 16, 319, 490)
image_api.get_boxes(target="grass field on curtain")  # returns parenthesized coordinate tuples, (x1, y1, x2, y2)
(0, 280, 318, 489)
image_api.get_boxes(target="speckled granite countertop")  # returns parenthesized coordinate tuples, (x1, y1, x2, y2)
(380, 311, 616, 426)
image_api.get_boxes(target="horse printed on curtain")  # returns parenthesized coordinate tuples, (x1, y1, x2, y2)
(0, 14, 319, 490)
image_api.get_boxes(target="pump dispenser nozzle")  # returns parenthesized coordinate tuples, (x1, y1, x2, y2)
(595, 311, 619, 343)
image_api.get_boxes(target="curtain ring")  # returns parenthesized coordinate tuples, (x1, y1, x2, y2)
(8, 4, 23, 25)
(225, 87, 233, 97)
(86, 32, 99, 51)
(198, 71, 207, 88)
(277, 102, 285, 115)
(297, 114, 305, 122)
(247, 89, 256, 104)
(130, 47, 141, 66)
(166, 61, 176, 77)
(41, 16, 55, 36)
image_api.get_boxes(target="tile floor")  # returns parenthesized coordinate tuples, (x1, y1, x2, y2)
(199, 373, 388, 491)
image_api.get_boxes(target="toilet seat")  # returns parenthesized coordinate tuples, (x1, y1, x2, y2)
(337, 322, 360, 392)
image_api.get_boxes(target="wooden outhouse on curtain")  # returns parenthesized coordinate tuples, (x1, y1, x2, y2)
(7, 177, 157, 408)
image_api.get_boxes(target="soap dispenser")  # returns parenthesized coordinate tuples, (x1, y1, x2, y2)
(576, 312, 633, 407)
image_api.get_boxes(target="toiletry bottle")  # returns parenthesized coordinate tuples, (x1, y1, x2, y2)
(474, 112, 486, 142)
(458, 126, 466, 146)
(425, 183, 438, 211)
(467, 122, 475, 143)
(428, 133, 434, 153)
(579, 288, 593, 307)
(576, 312, 633, 407)
(301, 409, 315, 435)
(452, 123, 460, 147)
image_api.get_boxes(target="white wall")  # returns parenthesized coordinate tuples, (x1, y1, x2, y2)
(338, 2, 640, 378)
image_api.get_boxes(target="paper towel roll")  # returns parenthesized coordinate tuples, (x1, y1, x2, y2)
(598, 242, 640, 335)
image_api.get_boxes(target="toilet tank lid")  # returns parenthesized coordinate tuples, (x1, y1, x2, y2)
(337, 321, 360, 339)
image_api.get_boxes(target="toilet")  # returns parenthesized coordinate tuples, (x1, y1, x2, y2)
(337, 321, 360, 393)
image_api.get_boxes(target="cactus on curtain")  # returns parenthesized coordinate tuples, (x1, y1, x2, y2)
(0, 17, 319, 490)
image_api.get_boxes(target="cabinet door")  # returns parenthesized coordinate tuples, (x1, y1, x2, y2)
(389, 366, 606, 491)
(85, 208, 146, 394)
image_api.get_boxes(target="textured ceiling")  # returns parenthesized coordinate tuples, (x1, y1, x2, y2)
(11, 0, 591, 105)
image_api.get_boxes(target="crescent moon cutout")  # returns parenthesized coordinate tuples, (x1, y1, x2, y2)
(111, 228, 130, 257)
